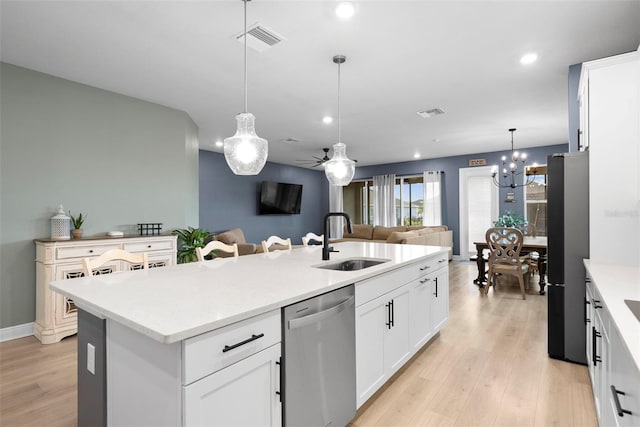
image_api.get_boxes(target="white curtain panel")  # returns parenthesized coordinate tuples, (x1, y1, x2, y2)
(373, 174, 397, 226)
(423, 171, 443, 226)
(329, 184, 344, 239)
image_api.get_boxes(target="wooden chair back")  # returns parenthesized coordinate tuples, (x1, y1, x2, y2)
(196, 241, 239, 261)
(302, 232, 324, 247)
(82, 249, 148, 276)
(261, 235, 292, 252)
(484, 227, 529, 299)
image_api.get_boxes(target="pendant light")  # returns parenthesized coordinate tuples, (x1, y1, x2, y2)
(223, 0, 267, 175)
(325, 54, 356, 186)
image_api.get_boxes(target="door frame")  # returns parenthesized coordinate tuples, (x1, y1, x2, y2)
(458, 166, 499, 260)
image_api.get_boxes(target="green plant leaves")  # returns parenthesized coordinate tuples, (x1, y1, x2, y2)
(172, 226, 212, 264)
(494, 210, 526, 228)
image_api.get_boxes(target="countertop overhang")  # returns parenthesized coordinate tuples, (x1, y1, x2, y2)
(51, 242, 448, 344)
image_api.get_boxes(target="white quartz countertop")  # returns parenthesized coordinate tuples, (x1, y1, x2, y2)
(583, 260, 640, 373)
(51, 242, 447, 344)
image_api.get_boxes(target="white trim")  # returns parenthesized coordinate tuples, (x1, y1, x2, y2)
(0, 322, 34, 342)
(459, 166, 499, 260)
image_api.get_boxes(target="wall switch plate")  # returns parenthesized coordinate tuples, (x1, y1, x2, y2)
(87, 343, 95, 375)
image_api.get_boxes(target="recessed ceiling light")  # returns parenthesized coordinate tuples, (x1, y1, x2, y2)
(335, 2, 355, 19)
(520, 52, 538, 65)
(215, 140, 223, 148)
(432, 138, 440, 142)
(322, 116, 333, 124)
(414, 153, 421, 159)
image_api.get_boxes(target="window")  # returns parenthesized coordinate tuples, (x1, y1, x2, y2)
(343, 175, 426, 225)
(524, 165, 547, 236)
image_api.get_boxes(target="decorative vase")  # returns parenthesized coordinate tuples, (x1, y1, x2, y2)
(71, 229, 84, 239)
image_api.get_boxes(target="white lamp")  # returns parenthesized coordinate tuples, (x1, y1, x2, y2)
(325, 55, 355, 186)
(224, 0, 268, 175)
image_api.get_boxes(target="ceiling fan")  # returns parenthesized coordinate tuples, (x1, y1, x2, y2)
(297, 148, 331, 168)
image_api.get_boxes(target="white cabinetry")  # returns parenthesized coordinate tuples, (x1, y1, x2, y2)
(34, 235, 176, 344)
(356, 253, 449, 408)
(585, 270, 640, 427)
(106, 310, 282, 427)
(579, 51, 640, 264)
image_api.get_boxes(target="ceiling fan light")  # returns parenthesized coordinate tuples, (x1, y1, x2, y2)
(224, 112, 268, 175)
(325, 142, 355, 186)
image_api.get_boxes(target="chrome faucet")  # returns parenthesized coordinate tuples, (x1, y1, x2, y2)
(323, 212, 352, 260)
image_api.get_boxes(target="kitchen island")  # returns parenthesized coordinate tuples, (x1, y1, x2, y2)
(51, 241, 450, 426)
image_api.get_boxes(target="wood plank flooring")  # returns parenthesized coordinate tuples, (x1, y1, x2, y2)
(0, 261, 597, 426)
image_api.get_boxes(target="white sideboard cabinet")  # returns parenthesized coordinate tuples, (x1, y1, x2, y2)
(579, 50, 640, 264)
(34, 235, 176, 344)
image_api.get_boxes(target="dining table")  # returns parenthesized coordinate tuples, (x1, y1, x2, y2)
(473, 236, 548, 295)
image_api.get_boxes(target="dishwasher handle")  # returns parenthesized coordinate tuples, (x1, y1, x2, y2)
(288, 296, 355, 330)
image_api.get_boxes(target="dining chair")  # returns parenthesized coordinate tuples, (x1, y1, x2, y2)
(484, 227, 529, 299)
(261, 235, 292, 252)
(302, 232, 324, 247)
(523, 224, 540, 280)
(82, 249, 148, 276)
(196, 241, 239, 261)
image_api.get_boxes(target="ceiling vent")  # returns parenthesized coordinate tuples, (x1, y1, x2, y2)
(280, 137, 302, 144)
(417, 108, 445, 118)
(236, 24, 286, 52)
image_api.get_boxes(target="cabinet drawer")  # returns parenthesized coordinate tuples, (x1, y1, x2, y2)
(123, 240, 174, 253)
(183, 310, 281, 385)
(56, 244, 120, 260)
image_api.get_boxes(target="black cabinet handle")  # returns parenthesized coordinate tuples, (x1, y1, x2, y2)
(385, 302, 392, 329)
(434, 277, 438, 298)
(592, 326, 602, 366)
(438, 259, 446, 263)
(593, 299, 603, 309)
(89, 250, 94, 253)
(419, 278, 430, 284)
(585, 298, 591, 324)
(390, 299, 395, 328)
(611, 386, 633, 417)
(419, 265, 430, 271)
(222, 333, 265, 353)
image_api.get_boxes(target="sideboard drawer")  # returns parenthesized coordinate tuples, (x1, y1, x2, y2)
(56, 244, 120, 260)
(182, 310, 281, 385)
(124, 240, 174, 253)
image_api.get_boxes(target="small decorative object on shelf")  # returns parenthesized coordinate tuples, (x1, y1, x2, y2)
(50, 205, 70, 240)
(138, 223, 163, 236)
(69, 211, 86, 239)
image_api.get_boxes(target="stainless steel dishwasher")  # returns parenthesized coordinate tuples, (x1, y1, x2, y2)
(282, 284, 356, 427)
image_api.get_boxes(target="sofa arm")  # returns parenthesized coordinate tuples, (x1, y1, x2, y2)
(237, 243, 257, 256)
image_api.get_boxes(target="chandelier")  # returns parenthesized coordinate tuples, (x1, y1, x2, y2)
(223, 0, 268, 175)
(491, 128, 534, 188)
(324, 54, 356, 186)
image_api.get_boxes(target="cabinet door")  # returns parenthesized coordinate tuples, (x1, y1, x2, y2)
(430, 269, 449, 333)
(609, 327, 640, 427)
(356, 297, 386, 408)
(409, 276, 433, 352)
(384, 284, 411, 376)
(183, 344, 281, 427)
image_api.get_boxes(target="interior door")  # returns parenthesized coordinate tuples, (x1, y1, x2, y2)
(459, 166, 498, 259)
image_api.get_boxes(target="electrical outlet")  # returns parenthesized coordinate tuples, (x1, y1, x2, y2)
(87, 343, 95, 375)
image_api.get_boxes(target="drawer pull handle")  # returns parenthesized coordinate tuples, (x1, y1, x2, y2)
(419, 278, 430, 284)
(611, 386, 633, 417)
(148, 245, 152, 248)
(419, 266, 430, 271)
(593, 299, 602, 309)
(88, 250, 94, 254)
(222, 333, 265, 353)
(438, 259, 446, 263)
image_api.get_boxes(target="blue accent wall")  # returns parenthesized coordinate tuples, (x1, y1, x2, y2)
(568, 63, 583, 152)
(199, 150, 329, 245)
(352, 144, 568, 256)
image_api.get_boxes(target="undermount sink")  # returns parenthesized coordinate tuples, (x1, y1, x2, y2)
(315, 257, 390, 271)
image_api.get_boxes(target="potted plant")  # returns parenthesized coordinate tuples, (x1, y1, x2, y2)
(172, 226, 212, 264)
(69, 211, 86, 239)
(494, 210, 526, 229)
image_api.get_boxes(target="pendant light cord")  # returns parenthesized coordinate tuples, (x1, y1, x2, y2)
(337, 60, 341, 143)
(243, 0, 248, 113)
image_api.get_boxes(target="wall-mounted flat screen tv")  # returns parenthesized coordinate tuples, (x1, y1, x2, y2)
(259, 181, 303, 215)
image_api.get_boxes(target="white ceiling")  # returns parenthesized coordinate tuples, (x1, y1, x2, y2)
(2, 1, 639, 168)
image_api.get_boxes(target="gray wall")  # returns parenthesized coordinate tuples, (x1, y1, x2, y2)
(199, 150, 329, 245)
(0, 63, 199, 328)
(352, 144, 568, 256)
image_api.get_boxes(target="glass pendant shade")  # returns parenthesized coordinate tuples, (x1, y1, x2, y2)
(224, 112, 268, 175)
(324, 142, 355, 186)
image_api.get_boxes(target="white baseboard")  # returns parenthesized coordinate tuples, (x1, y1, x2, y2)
(0, 322, 34, 342)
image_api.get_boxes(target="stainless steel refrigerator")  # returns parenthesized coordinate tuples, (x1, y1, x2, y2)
(547, 151, 589, 364)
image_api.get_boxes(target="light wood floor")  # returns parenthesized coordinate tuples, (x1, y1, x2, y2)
(0, 261, 597, 427)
